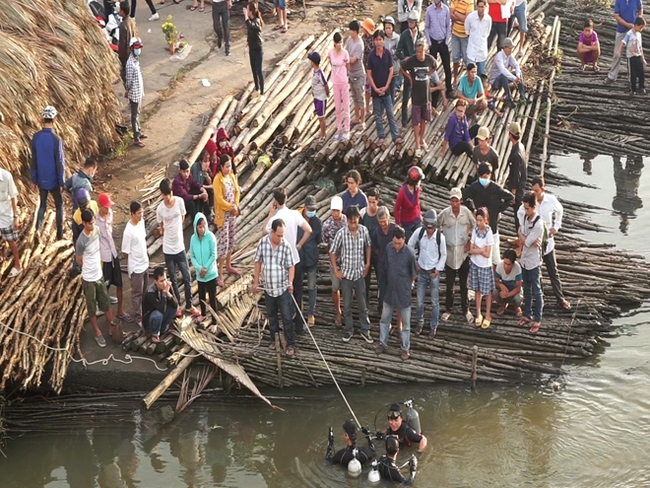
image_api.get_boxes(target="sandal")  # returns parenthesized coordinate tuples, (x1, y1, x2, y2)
(334, 316, 343, 328)
(519, 317, 531, 326)
(514, 307, 523, 317)
(281, 27, 288, 33)
(151, 335, 162, 344)
(560, 300, 572, 310)
(273, 24, 282, 30)
(394, 137, 404, 145)
(285, 347, 295, 356)
(529, 322, 541, 334)
(199, 6, 205, 11)
(269, 343, 276, 350)
(481, 318, 491, 329)
(496, 304, 506, 315)
(475, 315, 483, 327)
(217, 278, 225, 287)
(118, 312, 134, 323)
(190, 4, 198, 10)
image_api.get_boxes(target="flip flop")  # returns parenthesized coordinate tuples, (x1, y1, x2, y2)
(118, 312, 134, 323)
(273, 24, 282, 30)
(334, 317, 342, 328)
(529, 322, 541, 334)
(475, 315, 483, 327)
(190, 5, 198, 10)
(560, 300, 572, 310)
(217, 278, 225, 287)
(519, 317, 531, 326)
(199, 6, 204, 11)
(285, 347, 295, 356)
(481, 318, 491, 329)
(496, 304, 506, 315)
(269, 343, 276, 350)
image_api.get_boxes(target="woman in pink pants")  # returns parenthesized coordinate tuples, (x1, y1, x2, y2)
(328, 32, 351, 141)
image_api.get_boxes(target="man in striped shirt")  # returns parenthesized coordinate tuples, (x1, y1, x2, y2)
(329, 206, 374, 343)
(253, 219, 297, 356)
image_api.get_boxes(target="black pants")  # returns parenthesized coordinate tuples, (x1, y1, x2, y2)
(445, 258, 470, 313)
(36, 187, 63, 239)
(212, 1, 230, 52)
(249, 49, 264, 94)
(401, 78, 412, 127)
(542, 249, 566, 304)
(197, 278, 217, 316)
(130, 0, 156, 17)
(451, 141, 473, 158)
(429, 40, 452, 92)
(364, 256, 380, 307)
(186, 189, 211, 221)
(488, 21, 508, 51)
(629, 56, 645, 92)
(513, 196, 522, 234)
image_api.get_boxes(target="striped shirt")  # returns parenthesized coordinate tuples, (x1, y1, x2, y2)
(329, 225, 371, 281)
(451, 0, 474, 38)
(254, 236, 296, 297)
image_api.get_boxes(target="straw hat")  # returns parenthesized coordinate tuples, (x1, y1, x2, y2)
(361, 18, 376, 35)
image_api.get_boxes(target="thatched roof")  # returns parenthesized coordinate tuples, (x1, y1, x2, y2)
(0, 0, 122, 194)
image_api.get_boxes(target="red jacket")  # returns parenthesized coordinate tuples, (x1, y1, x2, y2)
(210, 127, 236, 177)
(394, 184, 421, 226)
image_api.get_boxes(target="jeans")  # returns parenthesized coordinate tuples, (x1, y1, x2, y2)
(130, 100, 141, 142)
(467, 58, 487, 76)
(341, 277, 370, 333)
(508, 1, 528, 34)
(249, 49, 264, 94)
(487, 21, 508, 51)
(37, 187, 63, 239)
(212, 1, 230, 52)
(492, 74, 527, 102)
(607, 31, 627, 82)
(444, 258, 470, 313)
(266, 290, 295, 347)
(417, 270, 440, 330)
(543, 249, 566, 304)
(379, 303, 412, 351)
(372, 95, 399, 141)
(522, 266, 543, 322)
(429, 40, 452, 92)
(164, 250, 193, 309)
(293, 262, 318, 328)
(197, 278, 217, 316)
(149, 305, 178, 336)
(401, 79, 412, 127)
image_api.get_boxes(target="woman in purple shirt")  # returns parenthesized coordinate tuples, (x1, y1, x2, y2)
(439, 100, 473, 158)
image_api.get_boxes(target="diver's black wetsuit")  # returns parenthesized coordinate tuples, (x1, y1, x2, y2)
(332, 444, 373, 467)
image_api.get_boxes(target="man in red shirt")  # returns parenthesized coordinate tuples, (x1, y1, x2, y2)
(487, 0, 511, 51)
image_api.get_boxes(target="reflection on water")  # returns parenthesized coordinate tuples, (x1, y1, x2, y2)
(2, 154, 650, 487)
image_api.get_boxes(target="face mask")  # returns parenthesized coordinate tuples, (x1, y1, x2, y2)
(134, 48, 142, 56)
(479, 177, 490, 187)
(219, 141, 227, 148)
(306, 211, 316, 218)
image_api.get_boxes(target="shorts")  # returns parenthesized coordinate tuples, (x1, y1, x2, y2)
(330, 265, 341, 292)
(350, 75, 365, 105)
(411, 103, 431, 125)
(466, 102, 482, 116)
(364, 82, 371, 95)
(273, 0, 286, 9)
(468, 262, 495, 295)
(451, 34, 469, 63)
(0, 223, 18, 241)
(491, 230, 501, 266)
(513, 1, 528, 34)
(82, 278, 111, 316)
(314, 98, 327, 118)
(103, 256, 123, 288)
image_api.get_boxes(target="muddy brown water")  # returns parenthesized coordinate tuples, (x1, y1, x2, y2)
(1, 155, 650, 487)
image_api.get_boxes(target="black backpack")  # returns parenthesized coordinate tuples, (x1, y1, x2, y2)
(531, 215, 549, 254)
(413, 227, 441, 261)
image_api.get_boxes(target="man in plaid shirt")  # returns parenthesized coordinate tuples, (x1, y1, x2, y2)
(322, 195, 347, 327)
(125, 37, 147, 148)
(253, 219, 297, 356)
(329, 206, 374, 343)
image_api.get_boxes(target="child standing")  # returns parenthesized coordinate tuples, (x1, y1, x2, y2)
(308, 52, 330, 143)
(618, 16, 647, 94)
(577, 19, 601, 72)
(328, 32, 351, 141)
(244, 2, 265, 96)
(468, 207, 495, 329)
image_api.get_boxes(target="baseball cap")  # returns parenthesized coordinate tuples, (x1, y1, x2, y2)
(449, 187, 462, 200)
(304, 195, 317, 211)
(508, 122, 522, 136)
(98, 193, 115, 208)
(330, 195, 343, 211)
(477, 126, 490, 141)
(307, 51, 321, 65)
(501, 37, 515, 49)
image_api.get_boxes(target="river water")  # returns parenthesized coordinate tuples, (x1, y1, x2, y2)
(2, 154, 650, 488)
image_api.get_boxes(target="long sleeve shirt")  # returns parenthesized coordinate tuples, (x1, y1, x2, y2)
(506, 142, 527, 199)
(142, 282, 178, 329)
(398, 0, 422, 23)
(438, 205, 476, 269)
(463, 180, 514, 234)
(30, 128, 65, 190)
(465, 11, 492, 62)
(125, 55, 145, 104)
(425, 3, 451, 43)
(444, 114, 471, 148)
(172, 173, 203, 204)
(516, 192, 563, 255)
(519, 211, 544, 269)
(393, 184, 422, 227)
(489, 49, 522, 85)
(396, 27, 425, 60)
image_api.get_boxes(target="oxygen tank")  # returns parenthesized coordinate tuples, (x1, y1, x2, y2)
(348, 448, 362, 478)
(368, 459, 381, 483)
(404, 399, 422, 434)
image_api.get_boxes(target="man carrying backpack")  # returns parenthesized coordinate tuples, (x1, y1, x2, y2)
(407, 209, 447, 338)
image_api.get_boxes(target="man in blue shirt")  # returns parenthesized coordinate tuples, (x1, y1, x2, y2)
(456, 63, 487, 118)
(425, 0, 453, 97)
(605, 0, 643, 83)
(31, 106, 65, 240)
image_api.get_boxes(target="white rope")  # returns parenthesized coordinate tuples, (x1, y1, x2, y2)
(0, 320, 69, 352)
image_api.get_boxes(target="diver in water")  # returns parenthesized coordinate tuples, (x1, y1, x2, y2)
(327, 419, 373, 476)
(373, 436, 418, 484)
(377, 403, 427, 452)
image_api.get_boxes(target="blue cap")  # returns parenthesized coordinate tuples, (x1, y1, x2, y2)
(308, 51, 321, 65)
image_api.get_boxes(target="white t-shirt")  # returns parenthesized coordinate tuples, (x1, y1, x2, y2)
(265, 206, 307, 264)
(0, 168, 18, 228)
(156, 196, 186, 255)
(470, 226, 494, 268)
(76, 227, 103, 282)
(122, 219, 150, 276)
